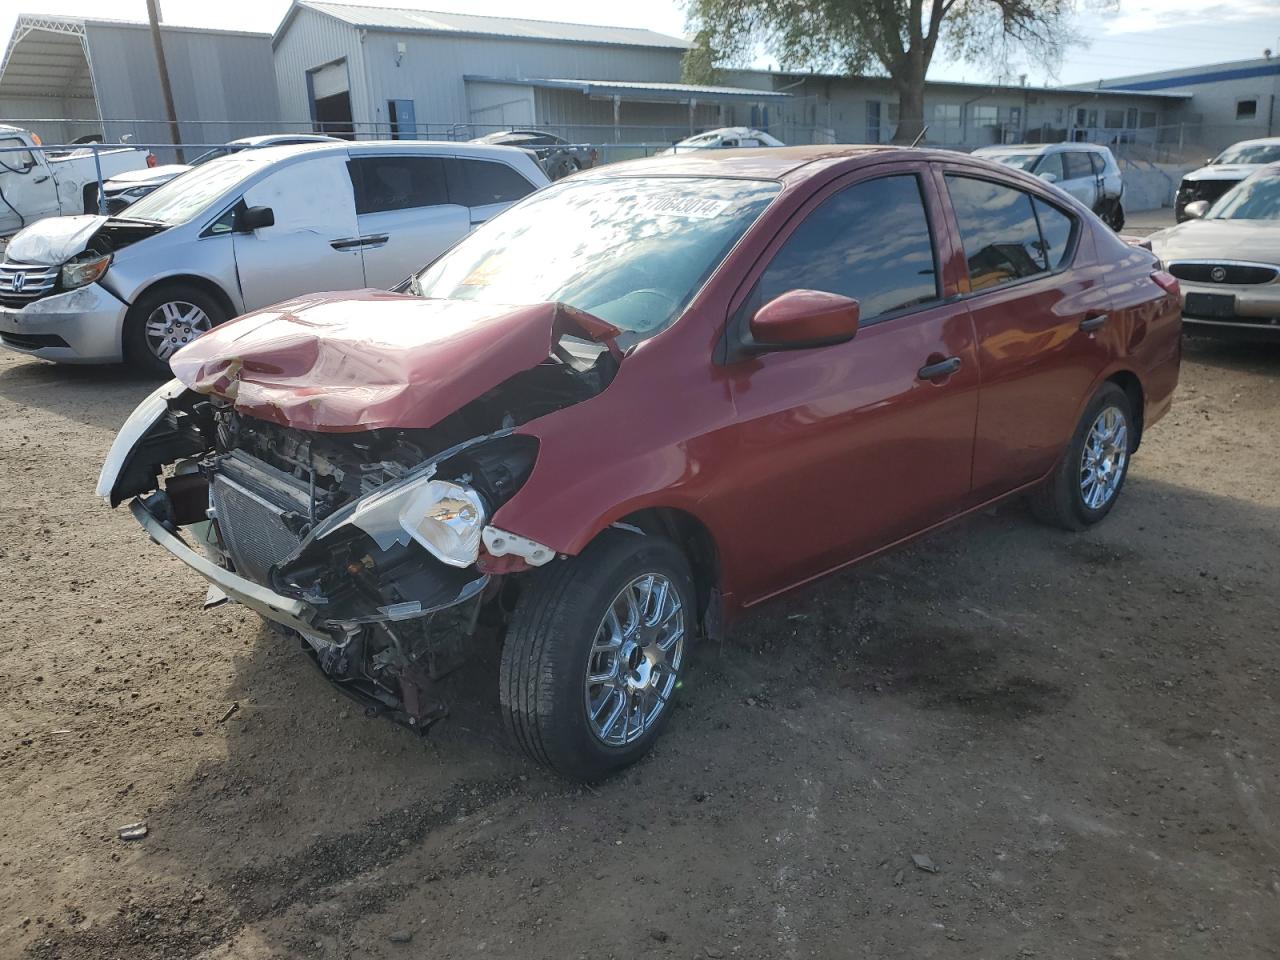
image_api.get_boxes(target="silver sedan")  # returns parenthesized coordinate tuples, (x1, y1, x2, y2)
(1149, 164, 1280, 338)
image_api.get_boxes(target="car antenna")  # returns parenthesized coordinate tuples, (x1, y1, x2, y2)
(910, 125, 929, 148)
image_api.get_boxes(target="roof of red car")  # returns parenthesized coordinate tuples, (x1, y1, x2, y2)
(577, 145, 951, 182)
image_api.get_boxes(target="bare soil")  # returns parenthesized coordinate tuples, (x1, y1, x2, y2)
(1, 337, 1278, 960)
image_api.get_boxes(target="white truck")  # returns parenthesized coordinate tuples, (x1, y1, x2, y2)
(0, 125, 153, 242)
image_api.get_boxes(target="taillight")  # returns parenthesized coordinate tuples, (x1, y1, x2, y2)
(146, 152, 157, 168)
(1151, 269, 1179, 297)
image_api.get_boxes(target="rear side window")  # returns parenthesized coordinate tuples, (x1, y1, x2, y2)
(946, 175, 1076, 289)
(0, 137, 36, 170)
(1034, 198, 1074, 269)
(755, 174, 939, 324)
(1063, 152, 1094, 181)
(348, 156, 448, 214)
(446, 159, 535, 207)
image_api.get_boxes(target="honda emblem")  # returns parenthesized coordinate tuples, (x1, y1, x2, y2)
(10, 271, 25, 293)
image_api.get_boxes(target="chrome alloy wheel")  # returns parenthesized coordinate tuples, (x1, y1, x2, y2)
(144, 300, 212, 360)
(1079, 405, 1129, 510)
(584, 573, 685, 747)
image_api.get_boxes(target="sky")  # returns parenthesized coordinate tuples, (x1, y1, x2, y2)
(2, 0, 1279, 90)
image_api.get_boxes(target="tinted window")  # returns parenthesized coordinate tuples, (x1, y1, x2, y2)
(1089, 152, 1106, 175)
(1033, 198, 1074, 268)
(946, 175, 1046, 290)
(756, 175, 939, 323)
(1062, 152, 1094, 181)
(447, 159, 535, 207)
(348, 156, 448, 214)
(1034, 152, 1064, 180)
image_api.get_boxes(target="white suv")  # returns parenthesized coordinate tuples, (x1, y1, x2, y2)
(0, 141, 549, 374)
(973, 143, 1125, 230)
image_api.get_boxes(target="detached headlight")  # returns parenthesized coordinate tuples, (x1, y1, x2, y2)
(327, 476, 487, 568)
(61, 253, 111, 290)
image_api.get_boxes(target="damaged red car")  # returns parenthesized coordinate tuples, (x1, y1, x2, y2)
(98, 147, 1181, 780)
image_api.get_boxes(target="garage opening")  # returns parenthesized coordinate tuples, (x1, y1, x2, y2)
(308, 59, 354, 139)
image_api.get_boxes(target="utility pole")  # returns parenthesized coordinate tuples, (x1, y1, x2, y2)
(146, 0, 185, 162)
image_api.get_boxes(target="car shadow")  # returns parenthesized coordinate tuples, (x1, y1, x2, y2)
(1183, 334, 1280, 373)
(27, 471, 1280, 960)
(0, 355, 160, 431)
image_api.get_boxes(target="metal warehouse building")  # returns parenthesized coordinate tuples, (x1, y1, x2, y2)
(271, 0, 789, 143)
(0, 14, 281, 149)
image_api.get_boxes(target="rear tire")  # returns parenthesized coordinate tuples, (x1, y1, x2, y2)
(123, 283, 227, 378)
(1029, 382, 1134, 531)
(500, 530, 695, 781)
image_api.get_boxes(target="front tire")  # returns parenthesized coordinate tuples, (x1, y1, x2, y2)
(1029, 382, 1134, 531)
(124, 283, 226, 377)
(500, 530, 694, 781)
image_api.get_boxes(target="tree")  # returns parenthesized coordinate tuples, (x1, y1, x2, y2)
(684, 0, 1109, 143)
(682, 28, 723, 85)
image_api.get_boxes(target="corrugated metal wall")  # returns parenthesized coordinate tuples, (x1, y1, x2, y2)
(356, 29, 684, 136)
(272, 7, 369, 135)
(86, 23, 281, 156)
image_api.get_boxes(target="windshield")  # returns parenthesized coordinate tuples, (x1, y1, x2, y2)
(1207, 169, 1280, 220)
(986, 153, 1041, 171)
(120, 155, 267, 225)
(1214, 143, 1280, 165)
(412, 176, 779, 345)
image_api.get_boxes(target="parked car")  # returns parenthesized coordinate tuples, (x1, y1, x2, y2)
(972, 142, 1126, 230)
(98, 146, 1181, 780)
(470, 130, 597, 180)
(0, 124, 154, 240)
(662, 127, 784, 154)
(1173, 137, 1280, 222)
(0, 140, 548, 374)
(1149, 163, 1280, 338)
(99, 134, 343, 213)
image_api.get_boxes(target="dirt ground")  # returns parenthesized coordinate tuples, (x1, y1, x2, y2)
(1, 333, 1278, 960)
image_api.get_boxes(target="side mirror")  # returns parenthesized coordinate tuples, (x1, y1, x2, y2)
(238, 205, 275, 232)
(749, 289, 861, 350)
(1183, 200, 1210, 220)
(1038, 171, 1059, 183)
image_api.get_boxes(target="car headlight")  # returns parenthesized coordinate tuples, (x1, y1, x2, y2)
(61, 253, 111, 290)
(325, 476, 487, 568)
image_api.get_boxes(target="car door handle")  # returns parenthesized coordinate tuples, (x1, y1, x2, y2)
(918, 356, 962, 381)
(33, 175, 49, 184)
(329, 237, 363, 250)
(1079, 312, 1107, 332)
(359, 233, 389, 249)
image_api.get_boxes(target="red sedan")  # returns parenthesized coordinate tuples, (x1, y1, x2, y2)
(99, 146, 1182, 779)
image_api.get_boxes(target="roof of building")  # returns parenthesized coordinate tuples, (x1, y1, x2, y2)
(1090, 56, 1280, 92)
(463, 76, 789, 104)
(281, 1, 690, 49)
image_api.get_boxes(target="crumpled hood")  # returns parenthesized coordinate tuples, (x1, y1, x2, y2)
(169, 290, 620, 433)
(1149, 220, 1280, 265)
(5, 214, 108, 265)
(105, 164, 189, 187)
(1182, 163, 1262, 184)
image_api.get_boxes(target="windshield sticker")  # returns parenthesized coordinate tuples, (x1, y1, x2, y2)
(634, 195, 733, 219)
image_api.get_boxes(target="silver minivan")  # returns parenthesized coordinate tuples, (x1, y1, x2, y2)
(0, 141, 549, 374)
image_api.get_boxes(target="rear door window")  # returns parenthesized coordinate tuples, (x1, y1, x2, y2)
(445, 159, 536, 207)
(754, 173, 940, 324)
(348, 155, 448, 213)
(946, 175, 1076, 288)
(1062, 152, 1094, 181)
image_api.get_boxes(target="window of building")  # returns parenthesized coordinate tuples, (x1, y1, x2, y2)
(1104, 109, 1126, 128)
(972, 105, 999, 127)
(348, 156, 448, 214)
(1139, 111, 1157, 128)
(946, 175, 1075, 290)
(754, 174, 940, 324)
(445, 158, 537, 207)
(1237, 99, 1258, 120)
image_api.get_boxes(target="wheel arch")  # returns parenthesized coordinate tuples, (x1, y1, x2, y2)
(613, 507, 722, 639)
(1105, 369, 1145, 450)
(123, 274, 239, 343)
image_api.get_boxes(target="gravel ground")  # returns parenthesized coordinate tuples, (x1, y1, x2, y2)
(1, 336, 1278, 960)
